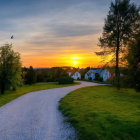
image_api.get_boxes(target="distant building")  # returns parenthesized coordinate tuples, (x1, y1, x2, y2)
(100, 69, 111, 81)
(84, 68, 112, 81)
(84, 69, 102, 80)
(72, 72, 81, 80)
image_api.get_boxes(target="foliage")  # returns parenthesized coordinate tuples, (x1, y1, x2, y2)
(97, 77, 103, 82)
(24, 66, 37, 85)
(58, 77, 74, 84)
(48, 67, 68, 82)
(97, 0, 140, 89)
(0, 82, 79, 107)
(36, 69, 50, 82)
(0, 44, 22, 94)
(119, 75, 134, 88)
(59, 86, 140, 140)
(94, 73, 103, 82)
(22, 67, 69, 83)
(127, 33, 140, 91)
(79, 68, 89, 79)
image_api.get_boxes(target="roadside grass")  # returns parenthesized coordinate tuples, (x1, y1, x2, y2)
(59, 86, 140, 140)
(80, 79, 109, 84)
(0, 82, 79, 107)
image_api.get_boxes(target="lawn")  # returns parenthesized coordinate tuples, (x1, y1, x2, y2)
(59, 86, 140, 140)
(0, 82, 79, 107)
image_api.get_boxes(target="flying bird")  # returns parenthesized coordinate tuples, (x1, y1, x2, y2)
(11, 35, 14, 39)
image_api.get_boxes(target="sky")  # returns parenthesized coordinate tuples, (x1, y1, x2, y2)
(0, 0, 139, 68)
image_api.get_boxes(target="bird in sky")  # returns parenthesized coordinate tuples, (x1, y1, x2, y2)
(11, 35, 14, 39)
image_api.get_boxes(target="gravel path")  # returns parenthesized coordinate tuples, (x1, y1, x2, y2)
(0, 81, 102, 140)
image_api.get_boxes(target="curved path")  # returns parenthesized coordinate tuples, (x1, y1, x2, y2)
(0, 81, 102, 140)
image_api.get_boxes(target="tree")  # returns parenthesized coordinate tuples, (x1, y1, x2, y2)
(0, 44, 22, 94)
(25, 66, 37, 84)
(97, 0, 140, 89)
(127, 33, 140, 91)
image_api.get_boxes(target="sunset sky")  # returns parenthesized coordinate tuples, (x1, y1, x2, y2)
(0, 0, 139, 68)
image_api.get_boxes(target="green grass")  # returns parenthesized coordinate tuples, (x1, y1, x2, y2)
(81, 79, 109, 84)
(59, 86, 140, 140)
(0, 82, 79, 107)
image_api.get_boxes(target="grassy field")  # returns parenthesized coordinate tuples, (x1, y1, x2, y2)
(59, 86, 140, 140)
(0, 82, 79, 107)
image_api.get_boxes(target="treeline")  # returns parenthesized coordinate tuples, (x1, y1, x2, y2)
(22, 66, 69, 84)
(22, 66, 90, 85)
(0, 44, 74, 94)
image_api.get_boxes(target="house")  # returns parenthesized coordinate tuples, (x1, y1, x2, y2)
(85, 68, 112, 81)
(84, 69, 102, 80)
(85, 70, 95, 80)
(100, 69, 111, 81)
(72, 72, 81, 80)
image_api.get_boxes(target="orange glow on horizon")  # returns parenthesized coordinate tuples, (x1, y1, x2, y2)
(21, 53, 107, 68)
(12, 32, 106, 68)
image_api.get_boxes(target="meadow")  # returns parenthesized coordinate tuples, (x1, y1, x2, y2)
(59, 86, 140, 140)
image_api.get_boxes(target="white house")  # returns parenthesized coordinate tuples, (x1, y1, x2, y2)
(85, 70, 95, 80)
(85, 73, 89, 80)
(72, 72, 81, 80)
(85, 69, 102, 80)
(100, 69, 111, 81)
(85, 68, 111, 81)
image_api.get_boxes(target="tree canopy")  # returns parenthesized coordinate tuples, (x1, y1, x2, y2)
(0, 44, 22, 94)
(127, 33, 140, 91)
(97, 0, 140, 88)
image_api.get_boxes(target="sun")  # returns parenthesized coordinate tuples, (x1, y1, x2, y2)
(73, 60, 78, 66)
(70, 56, 81, 67)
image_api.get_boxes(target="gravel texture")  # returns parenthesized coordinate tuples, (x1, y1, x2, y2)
(0, 81, 101, 140)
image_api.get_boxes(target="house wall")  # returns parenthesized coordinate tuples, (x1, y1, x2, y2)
(72, 72, 81, 80)
(85, 68, 111, 81)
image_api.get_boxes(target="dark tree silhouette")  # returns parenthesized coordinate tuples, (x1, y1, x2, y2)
(127, 33, 140, 91)
(97, 0, 140, 89)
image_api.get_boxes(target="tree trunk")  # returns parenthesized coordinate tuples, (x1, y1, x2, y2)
(115, 47, 120, 89)
(116, 32, 120, 90)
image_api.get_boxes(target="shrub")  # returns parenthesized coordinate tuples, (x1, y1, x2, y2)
(119, 75, 133, 88)
(89, 77, 92, 81)
(98, 77, 103, 82)
(95, 73, 103, 82)
(58, 77, 74, 84)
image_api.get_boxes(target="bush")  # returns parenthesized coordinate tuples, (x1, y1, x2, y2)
(119, 75, 133, 88)
(98, 77, 103, 82)
(58, 77, 74, 84)
(89, 77, 92, 81)
(95, 73, 103, 82)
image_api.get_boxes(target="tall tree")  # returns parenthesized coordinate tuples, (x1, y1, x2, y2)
(127, 33, 140, 91)
(97, 0, 140, 89)
(0, 44, 22, 94)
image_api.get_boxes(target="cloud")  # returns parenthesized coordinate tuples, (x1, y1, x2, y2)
(49, 24, 100, 37)
(1, 0, 139, 67)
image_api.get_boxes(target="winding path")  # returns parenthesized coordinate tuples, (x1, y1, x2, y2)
(0, 81, 102, 140)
